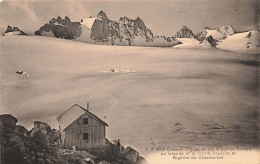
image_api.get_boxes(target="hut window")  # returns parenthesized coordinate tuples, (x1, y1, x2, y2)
(83, 133, 88, 140)
(83, 118, 88, 125)
(77, 119, 80, 125)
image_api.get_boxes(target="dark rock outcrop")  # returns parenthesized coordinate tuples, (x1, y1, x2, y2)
(123, 147, 147, 164)
(35, 16, 82, 39)
(246, 31, 252, 38)
(195, 29, 207, 41)
(0, 114, 61, 164)
(91, 11, 110, 41)
(30, 121, 62, 147)
(0, 114, 18, 127)
(205, 35, 217, 47)
(86, 138, 147, 164)
(0, 114, 35, 164)
(175, 25, 194, 38)
(3, 25, 27, 36)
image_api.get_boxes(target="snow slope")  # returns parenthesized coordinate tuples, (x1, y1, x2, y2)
(1, 35, 258, 160)
(81, 17, 97, 29)
(218, 25, 236, 36)
(205, 29, 225, 40)
(75, 17, 97, 43)
(217, 30, 260, 54)
(174, 38, 213, 49)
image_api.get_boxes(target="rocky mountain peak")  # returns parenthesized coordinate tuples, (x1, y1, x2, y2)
(65, 16, 70, 21)
(176, 25, 194, 38)
(135, 16, 142, 22)
(182, 25, 188, 29)
(134, 16, 147, 32)
(4, 25, 27, 35)
(6, 25, 13, 32)
(97, 10, 108, 21)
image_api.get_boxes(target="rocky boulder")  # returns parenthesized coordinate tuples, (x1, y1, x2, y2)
(0, 114, 36, 164)
(0, 114, 18, 128)
(0, 114, 62, 164)
(30, 121, 62, 147)
(123, 147, 147, 164)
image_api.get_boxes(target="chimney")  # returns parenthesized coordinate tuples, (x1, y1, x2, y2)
(87, 102, 89, 110)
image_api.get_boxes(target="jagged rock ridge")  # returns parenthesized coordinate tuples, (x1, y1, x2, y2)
(90, 11, 155, 45)
(35, 16, 82, 39)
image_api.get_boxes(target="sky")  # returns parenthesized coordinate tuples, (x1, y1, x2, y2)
(0, 0, 259, 36)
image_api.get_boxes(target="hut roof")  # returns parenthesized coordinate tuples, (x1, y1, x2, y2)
(57, 104, 108, 131)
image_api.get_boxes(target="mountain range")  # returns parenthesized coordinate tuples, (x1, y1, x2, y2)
(173, 25, 260, 54)
(3, 10, 260, 54)
(33, 11, 179, 47)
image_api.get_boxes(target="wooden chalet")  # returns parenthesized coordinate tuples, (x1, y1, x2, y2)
(57, 104, 108, 149)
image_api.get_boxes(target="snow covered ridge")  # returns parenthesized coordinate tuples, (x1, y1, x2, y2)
(173, 25, 259, 54)
(174, 25, 236, 41)
(217, 30, 260, 54)
(174, 26, 217, 48)
(196, 25, 236, 41)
